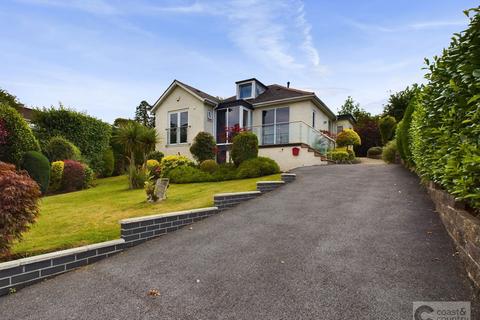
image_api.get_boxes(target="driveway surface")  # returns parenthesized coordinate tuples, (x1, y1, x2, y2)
(1, 164, 478, 319)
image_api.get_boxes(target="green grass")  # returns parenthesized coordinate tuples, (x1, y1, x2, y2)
(12, 174, 280, 257)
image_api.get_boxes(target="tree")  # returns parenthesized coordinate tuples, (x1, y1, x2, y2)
(0, 89, 22, 109)
(378, 116, 397, 145)
(354, 116, 382, 157)
(383, 85, 418, 122)
(135, 100, 155, 128)
(338, 96, 371, 121)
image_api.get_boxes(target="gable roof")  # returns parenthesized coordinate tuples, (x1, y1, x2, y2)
(151, 80, 220, 112)
(337, 113, 357, 124)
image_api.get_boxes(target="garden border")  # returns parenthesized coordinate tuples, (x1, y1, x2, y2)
(0, 173, 296, 296)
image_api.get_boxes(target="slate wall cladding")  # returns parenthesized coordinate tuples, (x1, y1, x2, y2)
(0, 239, 124, 296)
(120, 207, 219, 246)
(257, 181, 285, 193)
(426, 181, 480, 288)
(214, 191, 262, 210)
(281, 173, 296, 183)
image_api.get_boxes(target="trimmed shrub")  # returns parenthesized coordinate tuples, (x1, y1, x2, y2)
(199, 159, 218, 173)
(0, 103, 40, 165)
(168, 165, 213, 183)
(99, 147, 115, 177)
(396, 93, 417, 168)
(32, 106, 112, 173)
(0, 162, 41, 256)
(61, 160, 86, 192)
(327, 150, 350, 163)
(190, 132, 216, 163)
(147, 151, 164, 163)
(160, 155, 194, 177)
(49, 161, 64, 193)
(231, 132, 258, 166)
(378, 116, 397, 145)
(83, 165, 95, 189)
(20, 151, 50, 194)
(44, 136, 82, 162)
(211, 163, 238, 181)
(335, 129, 361, 147)
(382, 140, 397, 164)
(237, 157, 280, 179)
(367, 147, 382, 159)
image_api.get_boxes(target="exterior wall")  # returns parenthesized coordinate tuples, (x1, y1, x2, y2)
(336, 119, 354, 133)
(154, 86, 212, 158)
(258, 145, 325, 171)
(252, 100, 332, 132)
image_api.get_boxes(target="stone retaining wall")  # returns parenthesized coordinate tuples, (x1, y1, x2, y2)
(426, 182, 480, 288)
(214, 191, 262, 210)
(281, 173, 296, 183)
(0, 239, 124, 296)
(120, 207, 219, 246)
(257, 181, 285, 193)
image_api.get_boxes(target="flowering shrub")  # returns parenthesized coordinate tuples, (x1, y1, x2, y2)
(0, 162, 40, 256)
(160, 155, 193, 177)
(49, 161, 64, 192)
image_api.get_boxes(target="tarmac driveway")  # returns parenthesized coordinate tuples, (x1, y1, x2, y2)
(0, 163, 478, 319)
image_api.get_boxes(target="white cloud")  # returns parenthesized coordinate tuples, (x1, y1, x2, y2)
(345, 18, 466, 33)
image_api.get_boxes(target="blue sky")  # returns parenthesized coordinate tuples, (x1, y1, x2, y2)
(0, 0, 477, 123)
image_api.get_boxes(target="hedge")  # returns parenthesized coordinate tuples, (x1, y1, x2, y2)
(409, 8, 480, 210)
(396, 93, 417, 168)
(0, 103, 40, 165)
(32, 106, 111, 173)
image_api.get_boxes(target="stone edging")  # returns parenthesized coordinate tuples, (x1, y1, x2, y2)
(426, 181, 480, 288)
(0, 174, 297, 296)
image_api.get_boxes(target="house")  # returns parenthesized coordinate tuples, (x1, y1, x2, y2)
(336, 114, 356, 134)
(151, 78, 339, 171)
(16, 105, 35, 123)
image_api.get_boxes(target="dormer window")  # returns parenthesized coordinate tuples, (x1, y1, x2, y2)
(239, 83, 253, 99)
(236, 78, 267, 100)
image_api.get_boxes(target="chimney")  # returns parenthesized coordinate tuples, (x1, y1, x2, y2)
(287, 81, 290, 88)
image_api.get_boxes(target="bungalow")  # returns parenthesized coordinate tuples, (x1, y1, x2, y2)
(151, 78, 342, 171)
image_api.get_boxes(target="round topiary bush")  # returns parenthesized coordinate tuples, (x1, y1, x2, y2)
(367, 146, 382, 159)
(0, 162, 41, 256)
(147, 151, 164, 163)
(199, 159, 218, 173)
(237, 157, 280, 179)
(20, 151, 50, 194)
(99, 147, 114, 177)
(44, 136, 82, 162)
(190, 132, 216, 163)
(231, 131, 258, 166)
(0, 103, 40, 165)
(335, 129, 361, 147)
(49, 161, 64, 193)
(382, 140, 398, 164)
(61, 160, 86, 192)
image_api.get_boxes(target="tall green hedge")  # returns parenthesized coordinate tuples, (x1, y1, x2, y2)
(396, 92, 418, 168)
(410, 8, 480, 210)
(0, 103, 40, 165)
(32, 106, 111, 173)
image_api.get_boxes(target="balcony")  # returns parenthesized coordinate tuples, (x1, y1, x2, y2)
(249, 121, 336, 155)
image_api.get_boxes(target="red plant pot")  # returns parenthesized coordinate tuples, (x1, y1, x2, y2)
(292, 147, 300, 156)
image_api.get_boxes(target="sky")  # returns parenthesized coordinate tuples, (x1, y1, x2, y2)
(0, 0, 477, 123)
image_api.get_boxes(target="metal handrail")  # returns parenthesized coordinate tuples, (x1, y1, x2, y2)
(247, 121, 336, 143)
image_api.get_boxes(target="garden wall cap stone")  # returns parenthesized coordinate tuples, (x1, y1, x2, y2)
(0, 239, 125, 271)
(281, 173, 296, 176)
(120, 207, 218, 224)
(257, 181, 285, 184)
(214, 191, 261, 197)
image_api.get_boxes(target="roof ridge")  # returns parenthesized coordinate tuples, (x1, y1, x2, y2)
(175, 80, 220, 103)
(269, 84, 314, 94)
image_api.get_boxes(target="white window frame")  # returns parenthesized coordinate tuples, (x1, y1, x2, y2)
(215, 106, 252, 145)
(167, 110, 188, 145)
(261, 106, 290, 145)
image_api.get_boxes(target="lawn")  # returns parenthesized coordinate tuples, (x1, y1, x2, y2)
(12, 174, 280, 258)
